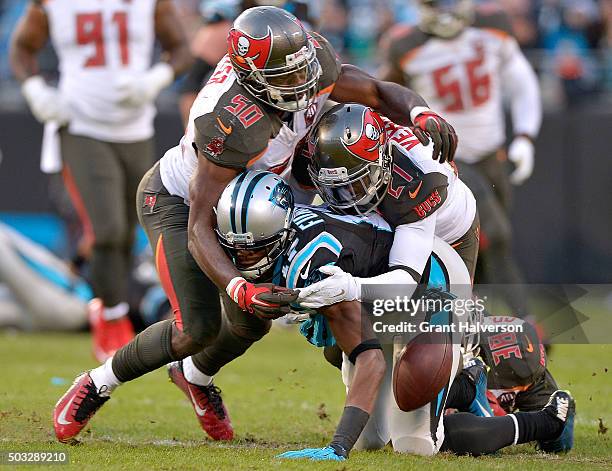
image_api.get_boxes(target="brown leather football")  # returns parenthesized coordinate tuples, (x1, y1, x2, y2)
(392, 331, 453, 412)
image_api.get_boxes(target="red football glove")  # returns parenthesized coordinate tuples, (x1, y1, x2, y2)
(226, 277, 298, 320)
(412, 111, 458, 164)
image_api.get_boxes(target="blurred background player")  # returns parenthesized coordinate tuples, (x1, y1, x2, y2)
(178, 0, 239, 124)
(0, 221, 91, 331)
(380, 0, 542, 317)
(9, 0, 192, 361)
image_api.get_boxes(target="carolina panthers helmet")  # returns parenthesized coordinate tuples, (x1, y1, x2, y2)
(215, 170, 295, 280)
(418, 0, 475, 39)
(227, 6, 321, 111)
(307, 103, 392, 216)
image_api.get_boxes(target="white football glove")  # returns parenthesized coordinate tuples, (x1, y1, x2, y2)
(296, 265, 361, 309)
(116, 62, 174, 108)
(21, 76, 70, 125)
(508, 135, 534, 185)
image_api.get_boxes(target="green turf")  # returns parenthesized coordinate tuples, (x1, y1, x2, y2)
(0, 329, 610, 470)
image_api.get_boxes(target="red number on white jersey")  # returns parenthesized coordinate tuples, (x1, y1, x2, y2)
(432, 42, 491, 112)
(76, 11, 130, 68)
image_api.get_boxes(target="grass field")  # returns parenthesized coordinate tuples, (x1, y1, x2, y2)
(0, 328, 610, 470)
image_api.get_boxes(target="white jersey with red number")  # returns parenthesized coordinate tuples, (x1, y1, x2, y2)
(381, 120, 476, 243)
(44, 0, 157, 142)
(385, 9, 540, 163)
(160, 39, 341, 203)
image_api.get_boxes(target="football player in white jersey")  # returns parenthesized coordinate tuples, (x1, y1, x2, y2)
(297, 103, 478, 309)
(10, 0, 192, 360)
(51, 6, 459, 445)
(379, 0, 542, 316)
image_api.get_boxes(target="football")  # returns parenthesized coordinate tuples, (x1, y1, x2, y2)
(392, 332, 454, 412)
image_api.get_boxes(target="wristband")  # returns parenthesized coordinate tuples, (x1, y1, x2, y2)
(330, 406, 370, 457)
(226, 276, 246, 303)
(410, 106, 432, 124)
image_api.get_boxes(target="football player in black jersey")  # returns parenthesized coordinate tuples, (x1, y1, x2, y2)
(212, 170, 575, 460)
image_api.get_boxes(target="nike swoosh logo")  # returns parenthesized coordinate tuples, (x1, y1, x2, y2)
(300, 261, 312, 280)
(525, 336, 534, 352)
(216, 117, 232, 135)
(57, 397, 74, 425)
(408, 181, 423, 199)
(188, 388, 207, 417)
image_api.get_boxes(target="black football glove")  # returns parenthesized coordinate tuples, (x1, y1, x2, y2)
(412, 111, 458, 164)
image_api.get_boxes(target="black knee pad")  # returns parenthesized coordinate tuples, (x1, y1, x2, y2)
(112, 319, 176, 383)
(324, 345, 343, 370)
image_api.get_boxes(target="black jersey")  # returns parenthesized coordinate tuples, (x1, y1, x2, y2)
(270, 205, 393, 289)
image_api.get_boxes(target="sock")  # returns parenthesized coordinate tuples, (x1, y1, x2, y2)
(90, 357, 122, 397)
(441, 413, 516, 456)
(446, 372, 476, 410)
(103, 302, 130, 321)
(512, 411, 563, 444)
(183, 356, 213, 386)
(112, 319, 176, 382)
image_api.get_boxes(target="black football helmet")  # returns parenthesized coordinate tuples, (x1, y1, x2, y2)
(307, 103, 392, 215)
(227, 6, 321, 111)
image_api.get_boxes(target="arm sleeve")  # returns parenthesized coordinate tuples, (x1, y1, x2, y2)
(388, 216, 436, 277)
(501, 43, 542, 138)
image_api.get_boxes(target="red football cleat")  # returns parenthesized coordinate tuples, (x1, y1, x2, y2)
(53, 372, 109, 443)
(88, 298, 135, 362)
(167, 361, 234, 440)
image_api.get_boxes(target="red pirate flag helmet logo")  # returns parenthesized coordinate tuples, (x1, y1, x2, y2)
(341, 108, 387, 162)
(228, 27, 273, 71)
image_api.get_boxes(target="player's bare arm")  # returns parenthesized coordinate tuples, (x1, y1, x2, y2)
(322, 301, 385, 415)
(188, 154, 241, 289)
(331, 64, 458, 163)
(154, 0, 192, 76)
(9, 1, 48, 82)
(188, 154, 297, 317)
(278, 301, 386, 459)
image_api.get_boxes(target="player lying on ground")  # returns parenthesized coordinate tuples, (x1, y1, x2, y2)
(215, 170, 575, 460)
(0, 222, 90, 331)
(52, 5, 458, 444)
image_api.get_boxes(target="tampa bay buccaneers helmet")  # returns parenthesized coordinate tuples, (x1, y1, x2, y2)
(418, 0, 475, 39)
(227, 6, 321, 111)
(307, 103, 392, 216)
